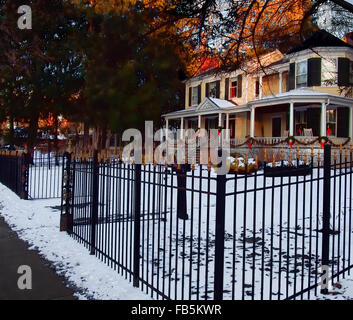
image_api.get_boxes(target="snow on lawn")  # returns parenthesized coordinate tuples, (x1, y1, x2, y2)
(0, 183, 150, 300)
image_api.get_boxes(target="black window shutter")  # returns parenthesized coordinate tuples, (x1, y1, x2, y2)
(197, 85, 201, 104)
(216, 81, 220, 98)
(338, 58, 350, 87)
(188, 87, 192, 106)
(225, 78, 230, 100)
(206, 83, 210, 97)
(337, 107, 350, 137)
(237, 74, 243, 98)
(308, 58, 321, 87)
(289, 63, 296, 90)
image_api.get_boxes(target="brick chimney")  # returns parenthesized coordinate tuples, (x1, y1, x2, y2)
(346, 32, 353, 46)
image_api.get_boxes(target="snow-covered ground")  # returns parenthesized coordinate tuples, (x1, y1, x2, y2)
(0, 183, 150, 300)
(1, 164, 353, 300)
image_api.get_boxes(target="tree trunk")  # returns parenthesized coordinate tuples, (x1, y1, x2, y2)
(8, 114, 15, 146)
(27, 112, 39, 163)
(83, 122, 90, 148)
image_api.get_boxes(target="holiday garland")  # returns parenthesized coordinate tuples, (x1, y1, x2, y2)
(229, 136, 351, 148)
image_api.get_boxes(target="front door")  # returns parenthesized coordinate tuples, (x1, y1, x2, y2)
(272, 117, 282, 137)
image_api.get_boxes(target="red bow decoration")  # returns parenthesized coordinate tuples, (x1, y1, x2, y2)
(217, 130, 221, 136)
(327, 128, 332, 136)
(196, 130, 200, 137)
(321, 141, 325, 149)
(248, 142, 252, 149)
(299, 128, 302, 134)
(289, 141, 294, 149)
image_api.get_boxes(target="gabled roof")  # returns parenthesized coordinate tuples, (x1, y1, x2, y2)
(287, 29, 353, 54)
(197, 97, 236, 111)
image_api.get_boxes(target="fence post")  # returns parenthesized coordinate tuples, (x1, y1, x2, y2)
(21, 152, 29, 200)
(321, 144, 331, 294)
(60, 152, 73, 233)
(214, 169, 226, 300)
(90, 150, 99, 255)
(133, 163, 142, 287)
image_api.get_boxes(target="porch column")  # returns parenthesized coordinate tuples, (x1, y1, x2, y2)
(250, 107, 255, 138)
(180, 117, 184, 139)
(289, 102, 294, 136)
(218, 113, 223, 127)
(226, 113, 230, 140)
(165, 118, 169, 141)
(321, 102, 327, 137)
(198, 114, 202, 130)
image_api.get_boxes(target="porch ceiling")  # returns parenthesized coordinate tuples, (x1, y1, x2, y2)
(249, 89, 353, 108)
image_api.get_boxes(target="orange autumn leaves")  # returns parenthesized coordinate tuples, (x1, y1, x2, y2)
(70, 0, 314, 76)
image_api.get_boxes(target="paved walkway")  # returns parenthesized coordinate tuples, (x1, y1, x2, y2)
(0, 216, 76, 300)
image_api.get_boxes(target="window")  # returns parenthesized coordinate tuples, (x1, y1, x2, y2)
(296, 61, 307, 88)
(230, 80, 237, 98)
(191, 86, 199, 106)
(207, 81, 218, 98)
(322, 58, 337, 85)
(326, 109, 336, 136)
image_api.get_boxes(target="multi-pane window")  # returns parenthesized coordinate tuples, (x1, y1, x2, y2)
(296, 61, 307, 88)
(322, 58, 337, 85)
(191, 86, 199, 106)
(208, 81, 218, 98)
(230, 80, 237, 98)
(326, 109, 336, 136)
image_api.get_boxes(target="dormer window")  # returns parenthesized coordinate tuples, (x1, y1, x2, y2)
(296, 61, 307, 88)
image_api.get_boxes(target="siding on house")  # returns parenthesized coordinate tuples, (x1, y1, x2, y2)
(184, 47, 353, 109)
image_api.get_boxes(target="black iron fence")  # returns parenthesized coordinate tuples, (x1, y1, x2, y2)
(0, 150, 63, 200)
(0, 151, 28, 199)
(28, 151, 63, 199)
(61, 145, 353, 300)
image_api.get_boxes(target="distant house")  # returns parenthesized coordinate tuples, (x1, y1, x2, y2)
(163, 30, 353, 146)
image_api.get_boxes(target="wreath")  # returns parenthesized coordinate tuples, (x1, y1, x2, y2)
(287, 136, 295, 149)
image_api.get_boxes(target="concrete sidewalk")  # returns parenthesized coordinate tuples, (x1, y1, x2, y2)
(0, 216, 76, 300)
